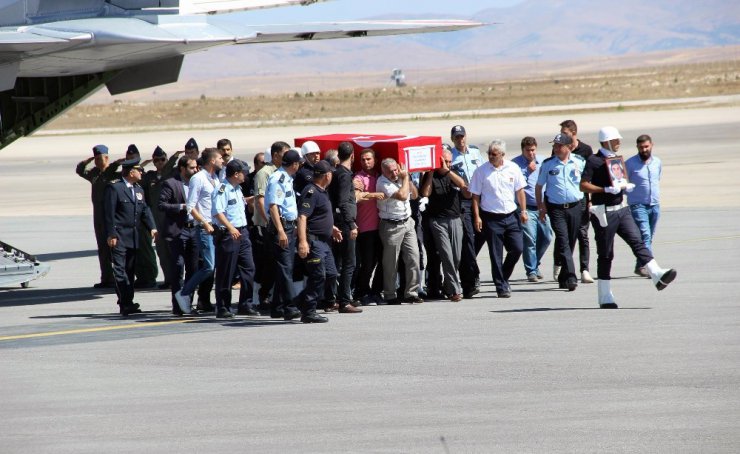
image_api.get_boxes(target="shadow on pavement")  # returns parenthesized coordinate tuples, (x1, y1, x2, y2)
(492, 307, 652, 313)
(36, 250, 98, 262)
(0, 287, 108, 306)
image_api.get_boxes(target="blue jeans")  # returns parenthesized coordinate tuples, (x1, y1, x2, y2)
(181, 227, 215, 297)
(630, 204, 660, 266)
(519, 207, 553, 276)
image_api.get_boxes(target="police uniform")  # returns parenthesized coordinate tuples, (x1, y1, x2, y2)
(293, 160, 315, 196)
(450, 137, 486, 296)
(76, 144, 120, 287)
(264, 164, 300, 319)
(537, 143, 585, 289)
(104, 158, 156, 315)
(296, 166, 337, 323)
(211, 160, 256, 317)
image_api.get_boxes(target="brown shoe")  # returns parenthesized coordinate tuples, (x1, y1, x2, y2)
(338, 304, 363, 313)
(450, 294, 463, 302)
(324, 303, 340, 313)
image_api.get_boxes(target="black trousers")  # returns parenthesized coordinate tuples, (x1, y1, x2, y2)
(590, 206, 653, 280)
(214, 227, 255, 311)
(111, 242, 136, 307)
(298, 239, 338, 315)
(460, 200, 486, 291)
(93, 205, 114, 284)
(332, 225, 356, 306)
(167, 226, 200, 311)
(554, 197, 591, 272)
(353, 229, 383, 298)
(481, 210, 523, 293)
(251, 225, 276, 302)
(272, 223, 297, 313)
(548, 203, 581, 285)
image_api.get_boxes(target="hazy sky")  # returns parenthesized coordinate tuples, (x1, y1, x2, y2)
(232, 0, 523, 22)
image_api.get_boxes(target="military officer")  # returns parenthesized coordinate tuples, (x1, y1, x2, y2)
(104, 158, 157, 316)
(264, 149, 303, 320)
(124, 144, 159, 288)
(76, 144, 122, 288)
(211, 159, 257, 318)
(296, 160, 342, 324)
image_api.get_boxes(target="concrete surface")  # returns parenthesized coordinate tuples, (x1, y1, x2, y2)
(0, 107, 739, 453)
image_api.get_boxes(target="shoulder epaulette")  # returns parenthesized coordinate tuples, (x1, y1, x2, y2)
(572, 154, 585, 162)
(542, 156, 556, 163)
(279, 174, 285, 183)
(218, 184, 226, 193)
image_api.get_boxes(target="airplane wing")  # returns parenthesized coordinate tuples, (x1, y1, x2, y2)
(179, 0, 329, 15)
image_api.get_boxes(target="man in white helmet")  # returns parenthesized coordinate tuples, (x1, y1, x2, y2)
(579, 126, 676, 309)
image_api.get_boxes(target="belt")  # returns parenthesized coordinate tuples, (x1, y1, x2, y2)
(526, 205, 538, 210)
(381, 217, 408, 224)
(546, 201, 580, 209)
(185, 221, 198, 228)
(280, 218, 297, 227)
(605, 200, 628, 212)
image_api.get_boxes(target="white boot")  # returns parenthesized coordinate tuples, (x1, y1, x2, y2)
(645, 259, 677, 291)
(597, 279, 618, 309)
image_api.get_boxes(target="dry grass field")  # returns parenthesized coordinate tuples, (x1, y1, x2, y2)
(49, 59, 740, 131)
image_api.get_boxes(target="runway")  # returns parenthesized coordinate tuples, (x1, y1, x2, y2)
(0, 107, 739, 453)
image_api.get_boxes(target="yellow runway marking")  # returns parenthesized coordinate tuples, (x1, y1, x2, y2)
(0, 319, 194, 342)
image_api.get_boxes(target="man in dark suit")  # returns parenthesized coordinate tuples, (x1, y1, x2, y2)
(158, 156, 199, 315)
(105, 158, 158, 316)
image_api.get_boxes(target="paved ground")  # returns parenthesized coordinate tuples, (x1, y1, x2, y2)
(1, 108, 739, 453)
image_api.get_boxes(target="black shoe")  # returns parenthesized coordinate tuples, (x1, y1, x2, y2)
(567, 280, 578, 292)
(301, 313, 329, 323)
(283, 308, 302, 321)
(403, 296, 424, 304)
(655, 269, 677, 291)
(237, 305, 260, 316)
(349, 299, 362, 308)
(216, 308, 234, 318)
(425, 291, 444, 300)
(463, 287, 480, 299)
(196, 300, 215, 312)
(600, 303, 619, 309)
(134, 281, 157, 289)
(270, 310, 285, 319)
(157, 282, 171, 290)
(94, 282, 115, 289)
(385, 298, 402, 305)
(120, 304, 142, 316)
(497, 290, 511, 298)
(257, 299, 272, 315)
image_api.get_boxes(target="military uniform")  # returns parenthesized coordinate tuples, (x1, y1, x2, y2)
(76, 145, 120, 287)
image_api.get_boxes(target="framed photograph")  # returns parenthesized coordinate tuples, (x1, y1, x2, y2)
(606, 156, 629, 186)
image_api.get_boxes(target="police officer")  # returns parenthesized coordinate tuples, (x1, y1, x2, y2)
(264, 149, 303, 320)
(580, 126, 676, 308)
(536, 133, 585, 291)
(76, 144, 121, 288)
(211, 159, 257, 318)
(104, 158, 157, 316)
(296, 160, 342, 324)
(449, 125, 485, 298)
(294, 140, 321, 196)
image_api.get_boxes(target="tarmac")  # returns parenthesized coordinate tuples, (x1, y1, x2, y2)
(1, 106, 739, 453)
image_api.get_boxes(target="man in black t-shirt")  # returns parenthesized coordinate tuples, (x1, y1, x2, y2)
(420, 150, 469, 302)
(580, 126, 676, 309)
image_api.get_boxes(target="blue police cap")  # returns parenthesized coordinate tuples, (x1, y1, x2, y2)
(121, 157, 142, 169)
(225, 159, 247, 177)
(282, 149, 303, 165)
(126, 144, 140, 155)
(451, 125, 466, 137)
(92, 144, 109, 155)
(152, 146, 166, 158)
(313, 160, 333, 175)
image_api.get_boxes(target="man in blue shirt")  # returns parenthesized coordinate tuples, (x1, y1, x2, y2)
(265, 148, 303, 320)
(449, 124, 485, 298)
(625, 134, 662, 277)
(536, 133, 585, 291)
(211, 159, 256, 318)
(511, 136, 553, 283)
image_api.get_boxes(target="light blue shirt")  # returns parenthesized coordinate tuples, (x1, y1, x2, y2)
(537, 154, 585, 205)
(625, 154, 661, 206)
(264, 167, 298, 221)
(511, 154, 547, 207)
(211, 182, 246, 228)
(186, 169, 219, 223)
(450, 145, 484, 187)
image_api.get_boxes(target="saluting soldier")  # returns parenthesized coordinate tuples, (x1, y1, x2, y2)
(104, 158, 157, 316)
(211, 160, 257, 318)
(76, 144, 122, 288)
(296, 160, 343, 324)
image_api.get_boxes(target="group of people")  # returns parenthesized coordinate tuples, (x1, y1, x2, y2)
(76, 120, 675, 322)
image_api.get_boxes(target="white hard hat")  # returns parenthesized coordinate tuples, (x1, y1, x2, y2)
(301, 141, 321, 157)
(598, 126, 623, 143)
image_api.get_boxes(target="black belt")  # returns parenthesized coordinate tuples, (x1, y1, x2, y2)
(546, 201, 580, 209)
(281, 218, 297, 227)
(381, 217, 408, 224)
(185, 221, 198, 228)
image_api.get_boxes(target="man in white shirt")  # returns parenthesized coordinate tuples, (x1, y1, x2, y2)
(376, 158, 423, 304)
(174, 148, 223, 311)
(470, 139, 528, 298)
